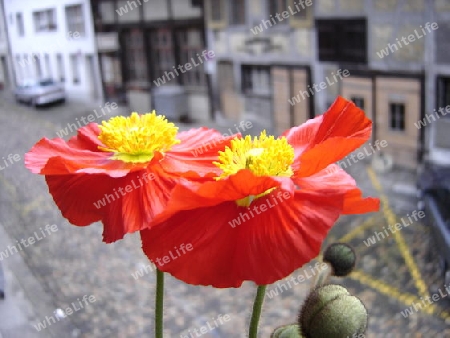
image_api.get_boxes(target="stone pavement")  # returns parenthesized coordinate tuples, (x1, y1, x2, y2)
(0, 93, 449, 337)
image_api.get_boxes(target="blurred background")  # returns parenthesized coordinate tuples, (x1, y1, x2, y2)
(0, 0, 450, 337)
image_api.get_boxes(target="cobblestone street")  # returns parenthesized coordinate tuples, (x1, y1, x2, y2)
(0, 95, 449, 337)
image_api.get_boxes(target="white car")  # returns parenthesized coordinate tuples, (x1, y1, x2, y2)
(14, 79, 65, 107)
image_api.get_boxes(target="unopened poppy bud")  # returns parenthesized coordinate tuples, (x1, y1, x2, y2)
(271, 324, 303, 338)
(323, 243, 356, 276)
(299, 284, 367, 338)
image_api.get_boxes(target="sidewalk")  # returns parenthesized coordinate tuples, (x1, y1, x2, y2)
(0, 225, 75, 338)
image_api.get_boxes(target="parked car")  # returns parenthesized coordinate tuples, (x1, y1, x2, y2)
(14, 79, 65, 107)
(417, 163, 450, 285)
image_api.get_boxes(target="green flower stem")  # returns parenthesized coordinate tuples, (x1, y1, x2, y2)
(155, 268, 164, 338)
(312, 262, 332, 289)
(249, 285, 267, 338)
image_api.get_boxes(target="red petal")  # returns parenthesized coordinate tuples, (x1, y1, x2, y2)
(141, 188, 344, 287)
(284, 97, 372, 177)
(341, 189, 380, 214)
(173, 127, 225, 150)
(101, 168, 175, 242)
(295, 164, 380, 214)
(25, 137, 146, 177)
(153, 170, 295, 224)
(45, 173, 113, 226)
(162, 128, 239, 178)
(46, 167, 175, 243)
(282, 116, 323, 161)
(67, 123, 104, 152)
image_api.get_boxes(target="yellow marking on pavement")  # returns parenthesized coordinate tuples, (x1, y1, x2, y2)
(350, 270, 450, 321)
(21, 195, 47, 217)
(338, 216, 377, 243)
(367, 168, 429, 299)
(0, 175, 47, 217)
(0, 174, 18, 199)
(349, 270, 427, 311)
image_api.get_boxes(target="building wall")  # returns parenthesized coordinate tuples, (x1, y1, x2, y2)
(92, 0, 208, 121)
(3, 0, 103, 101)
(375, 77, 422, 169)
(0, 0, 13, 90)
(205, 0, 315, 128)
(424, 0, 450, 165)
(206, 0, 450, 169)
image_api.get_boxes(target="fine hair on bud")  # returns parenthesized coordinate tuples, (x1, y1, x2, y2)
(323, 243, 356, 277)
(270, 324, 303, 338)
(298, 284, 368, 338)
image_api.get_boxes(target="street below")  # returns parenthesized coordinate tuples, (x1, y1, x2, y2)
(0, 95, 448, 337)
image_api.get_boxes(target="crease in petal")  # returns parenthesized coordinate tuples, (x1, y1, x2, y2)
(295, 164, 380, 214)
(67, 123, 104, 151)
(173, 127, 226, 150)
(25, 136, 144, 177)
(141, 188, 344, 287)
(45, 166, 175, 243)
(163, 129, 239, 178)
(102, 167, 175, 242)
(284, 97, 372, 177)
(152, 169, 295, 225)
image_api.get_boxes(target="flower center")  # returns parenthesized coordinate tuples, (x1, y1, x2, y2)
(214, 131, 294, 206)
(98, 111, 179, 163)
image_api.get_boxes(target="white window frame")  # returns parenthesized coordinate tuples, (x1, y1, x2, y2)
(65, 4, 85, 37)
(33, 9, 57, 32)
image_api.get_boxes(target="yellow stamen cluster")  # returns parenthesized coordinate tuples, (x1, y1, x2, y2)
(215, 131, 294, 179)
(98, 111, 179, 163)
(214, 131, 295, 206)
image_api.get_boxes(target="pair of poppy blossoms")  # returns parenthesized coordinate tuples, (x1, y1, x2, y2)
(25, 96, 379, 288)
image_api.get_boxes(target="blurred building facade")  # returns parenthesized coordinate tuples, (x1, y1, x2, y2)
(3, 0, 103, 101)
(205, 0, 450, 170)
(0, 0, 13, 91)
(0, 0, 448, 170)
(90, 0, 211, 120)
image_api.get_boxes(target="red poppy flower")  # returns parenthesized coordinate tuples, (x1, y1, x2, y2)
(140, 97, 380, 288)
(25, 112, 235, 243)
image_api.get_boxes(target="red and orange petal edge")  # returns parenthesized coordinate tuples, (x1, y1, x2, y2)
(24, 111, 237, 243)
(141, 96, 380, 288)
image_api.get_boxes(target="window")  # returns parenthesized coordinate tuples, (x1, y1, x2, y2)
(44, 54, 51, 78)
(437, 77, 450, 116)
(230, 0, 246, 25)
(33, 9, 57, 32)
(389, 103, 405, 131)
(70, 54, 80, 84)
(100, 54, 122, 85)
(66, 4, 85, 36)
(289, 0, 308, 20)
(56, 54, 65, 82)
(147, 27, 207, 87)
(268, 0, 307, 23)
(151, 29, 175, 83)
(210, 0, 225, 21)
(124, 29, 148, 83)
(434, 121, 450, 149)
(34, 54, 42, 79)
(269, 0, 288, 16)
(317, 19, 367, 64)
(351, 96, 365, 110)
(15, 55, 23, 81)
(242, 66, 271, 95)
(207, 0, 227, 28)
(242, 66, 272, 125)
(177, 29, 207, 87)
(16, 13, 24, 36)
